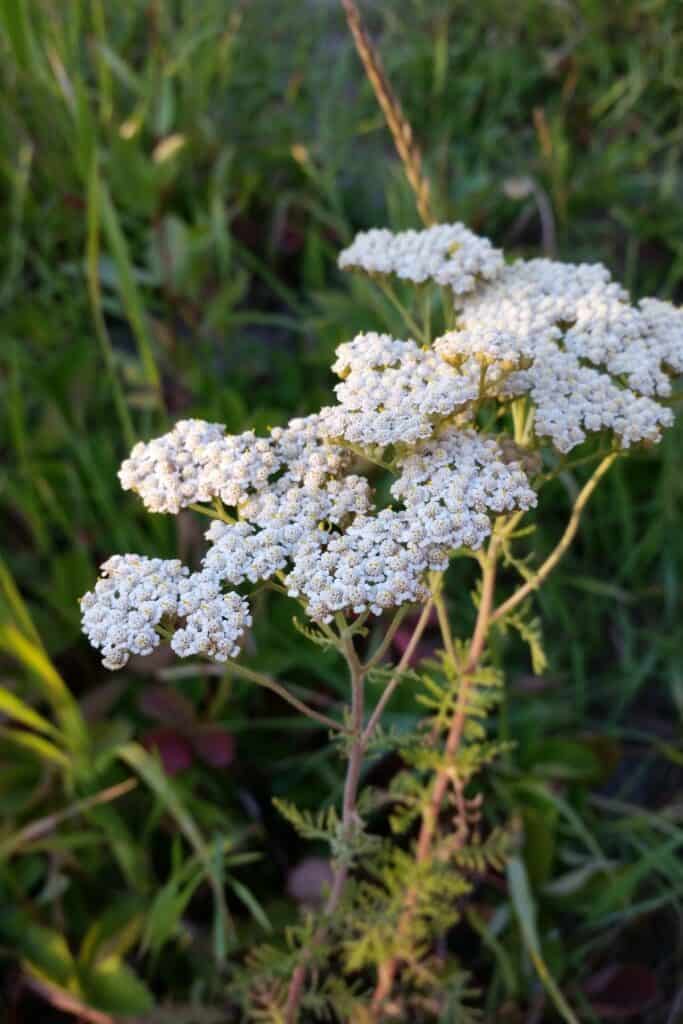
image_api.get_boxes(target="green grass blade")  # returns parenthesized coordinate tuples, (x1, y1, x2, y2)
(0, 725, 70, 769)
(119, 742, 231, 957)
(89, 0, 113, 124)
(86, 157, 135, 449)
(0, 556, 41, 644)
(0, 623, 87, 755)
(0, 0, 41, 74)
(98, 182, 164, 411)
(0, 561, 88, 756)
(0, 684, 59, 738)
(507, 856, 580, 1024)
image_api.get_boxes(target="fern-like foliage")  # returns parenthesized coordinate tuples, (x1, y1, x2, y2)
(230, 929, 310, 1022)
(273, 796, 379, 864)
(241, 635, 516, 1020)
(415, 645, 505, 741)
(499, 526, 537, 584)
(496, 600, 548, 675)
(272, 798, 340, 845)
(340, 847, 472, 973)
(367, 663, 424, 689)
(291, 616, 338, 650)
(449, 823, 514, 873)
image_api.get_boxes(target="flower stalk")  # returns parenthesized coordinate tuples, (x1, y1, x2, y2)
(284, 601, 435, 1022)
(284, 629, 365, 1023)
(371, 538, 501, 1016)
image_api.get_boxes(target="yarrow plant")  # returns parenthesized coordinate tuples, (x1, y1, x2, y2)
(81, 221, 683, 1022)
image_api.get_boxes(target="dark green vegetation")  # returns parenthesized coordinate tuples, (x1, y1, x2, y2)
(1, 1, 682, 1020)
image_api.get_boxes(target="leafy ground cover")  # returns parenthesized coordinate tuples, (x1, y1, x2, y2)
(0, 1, 682, 1020)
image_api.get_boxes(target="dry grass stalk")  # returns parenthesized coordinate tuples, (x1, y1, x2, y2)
(341, 0, 435, 227)
(25, 976, 115, 1024)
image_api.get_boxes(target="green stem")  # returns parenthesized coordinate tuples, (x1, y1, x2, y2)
(490, 452, 619, 625)
(422, 285, 432, 344)
(376, 278, 425, 341)
(431, 575, 456, 663)
(285, 631, 366, 1023)
(228, 663, 345, 734)
(363, 606, 409, 673)
(361, 598, 433, 745)
(188, 502, 234, 523)
(439, 286, 455, 332)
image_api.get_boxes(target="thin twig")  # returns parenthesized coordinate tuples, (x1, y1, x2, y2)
(416, 544, 499, 860)
(0, 778, 138, 858)
(285, 605, 435, 1021)
(363, 606, 409, 674)
(362, 598, 433, 745)
(284, 632, 366, 1023)
(376, 277, 426, 340)
(432, 587, 456, 664)
(372, 454, 619, 1015)
(228, 663, 346, 734)
(25, 976, 115, 1024)
(161, 662, 344, 733)
(341, 0, 434, 227)
(490, 452, 618, 625)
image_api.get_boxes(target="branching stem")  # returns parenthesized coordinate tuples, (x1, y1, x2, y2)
(284, 632, 365, 1023)
(188, 502, 234, 524)
(371, 541, 500, 1016)
(490, 452, 618, 625)
(362, 598, 433, 746)
(284, 603, 434, 1022)
(370, 453, 618, 1016)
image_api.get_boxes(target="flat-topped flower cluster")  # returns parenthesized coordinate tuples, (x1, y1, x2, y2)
(81, 224, 682, 669)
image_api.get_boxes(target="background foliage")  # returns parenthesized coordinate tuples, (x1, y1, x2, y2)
(0, 0, 682, 1020)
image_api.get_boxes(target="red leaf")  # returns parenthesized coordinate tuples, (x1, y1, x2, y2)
(142, 728, 194, 775)
(191, 726, 235, 768)
(583, 964, 658, 1018)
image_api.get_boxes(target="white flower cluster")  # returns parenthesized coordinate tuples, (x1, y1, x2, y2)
(203, 521, 288, 585)
(242, 473, 372, 544)
(82, 223, 681, 657)
(435, 259, 679, 452)
(119, 419, 279, 514)
(639, 298, 683, 378)
(510, 347, 672, 453)
(435, 260, 620, 372)
(319, 333, 480, 447)
(270, 414, 351, 483)
(338, 223, 503, 295)
(80, 555, 188, 670)
(392, 429, 537, 551)
(81, 554, 252, 670)
(284, 430, 538, 622)
(172, 576, 252, 662)
(286, 510, 435, 621)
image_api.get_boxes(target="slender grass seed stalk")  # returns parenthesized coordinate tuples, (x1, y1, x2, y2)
(340, 0, 435, 228)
